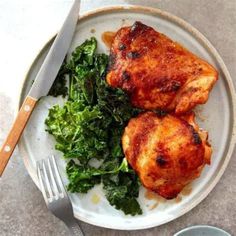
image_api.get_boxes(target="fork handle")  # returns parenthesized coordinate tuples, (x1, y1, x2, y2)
(65, 220, 84, 236)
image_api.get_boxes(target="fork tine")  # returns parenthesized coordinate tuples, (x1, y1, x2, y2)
(47, 157, 60, 198)
(42, 160, 53, 200)
(37, 162, 49, 203)
(51, 155, 66, 195)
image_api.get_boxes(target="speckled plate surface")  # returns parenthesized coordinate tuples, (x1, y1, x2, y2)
(18, 6, 236, 230)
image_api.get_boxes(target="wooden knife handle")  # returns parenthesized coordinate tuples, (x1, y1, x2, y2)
(0, 96, 37, 176)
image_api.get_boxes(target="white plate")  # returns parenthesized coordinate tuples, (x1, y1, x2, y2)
(18, 6, 236, 230)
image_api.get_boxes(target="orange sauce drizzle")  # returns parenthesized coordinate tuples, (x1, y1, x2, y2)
(101, 31, 116, 48)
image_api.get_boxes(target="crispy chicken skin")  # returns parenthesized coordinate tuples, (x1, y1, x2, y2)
(106, 21, 218, 114)
(122, 111, 212, 199)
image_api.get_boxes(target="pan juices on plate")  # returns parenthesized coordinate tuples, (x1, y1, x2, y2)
(106, 21, 218, 199)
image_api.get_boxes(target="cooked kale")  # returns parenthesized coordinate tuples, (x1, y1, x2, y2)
(45, 37, 142, 215)
(66, 158, 129, 193)
(103, 172, 142, 215)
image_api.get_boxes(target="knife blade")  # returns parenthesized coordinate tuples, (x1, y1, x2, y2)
(29, 0, 80, 99)
(0, 0, 80, 176)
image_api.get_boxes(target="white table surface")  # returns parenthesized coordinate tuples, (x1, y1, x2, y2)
(0, 0, 236, 235)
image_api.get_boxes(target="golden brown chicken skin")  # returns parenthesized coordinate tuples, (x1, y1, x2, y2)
(122, 111, 212, 199)
(106, 21, 218, 114)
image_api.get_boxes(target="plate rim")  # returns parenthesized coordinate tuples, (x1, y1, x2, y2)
(17, 5, 236, 230)
(173, 225, 231, 236)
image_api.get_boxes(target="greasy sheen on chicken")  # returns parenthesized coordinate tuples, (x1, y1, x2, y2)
(122, 111, 212, 199)
(106, 21, 218, 114)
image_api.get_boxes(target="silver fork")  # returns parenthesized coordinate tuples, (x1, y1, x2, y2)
(37, 155, 84, 236)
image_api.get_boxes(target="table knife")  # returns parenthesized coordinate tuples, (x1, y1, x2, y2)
(0, 0, 80, 176)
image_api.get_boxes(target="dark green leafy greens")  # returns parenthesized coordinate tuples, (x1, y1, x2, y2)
(48, 59, 69, 97)
(102, 172, 142, 215)
(45, 37, 142, 215)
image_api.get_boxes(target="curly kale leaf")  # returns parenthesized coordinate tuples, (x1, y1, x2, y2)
(66, 158, 129, 193)
(45, 37, 142, 215)
(69, 37, 97, 68)
(102, 172, 142, 216)
(45, 103, 110, 163)
(48, 59, 69, 97)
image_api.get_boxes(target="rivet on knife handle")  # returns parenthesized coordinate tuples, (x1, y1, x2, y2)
(0, 96, 37, 176)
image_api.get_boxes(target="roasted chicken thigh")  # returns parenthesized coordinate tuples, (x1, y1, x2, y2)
(122, 111, 212, 199)
(106, 21, 218, 114)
